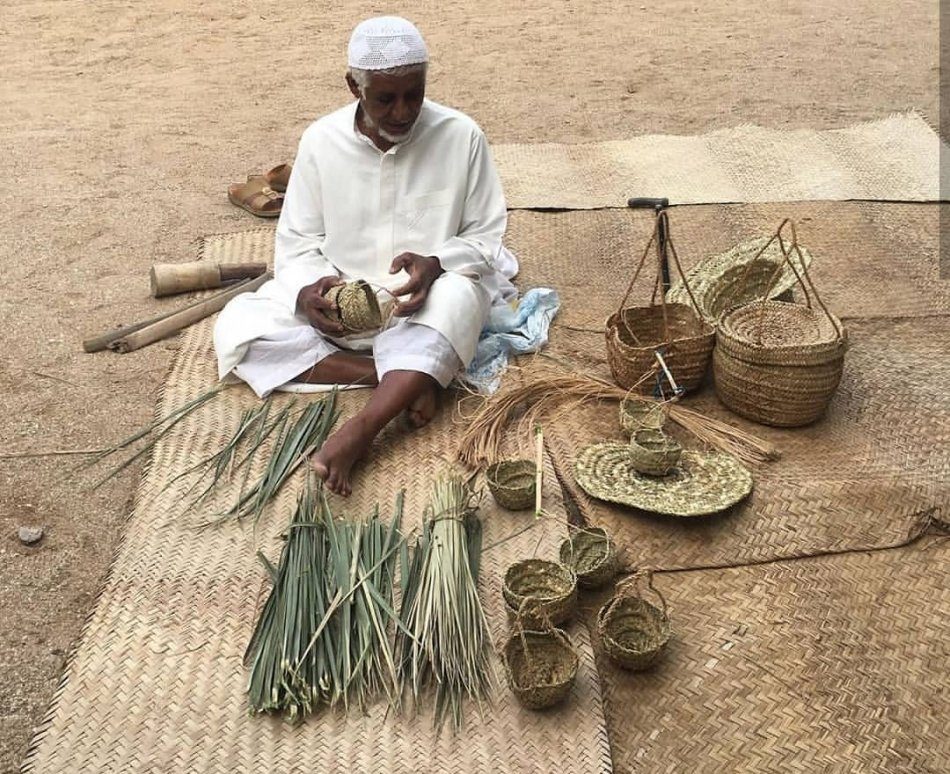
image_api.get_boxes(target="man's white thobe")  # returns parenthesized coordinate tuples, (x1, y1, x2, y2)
(214, 98, 517, 397)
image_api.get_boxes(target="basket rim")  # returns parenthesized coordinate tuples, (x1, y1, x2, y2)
(504, 559, 577, 600)
(598, 597, 671, 654)
(486, 459, 537, 490)
(606, 303, 714, 350)
(718, 300, 846, 350)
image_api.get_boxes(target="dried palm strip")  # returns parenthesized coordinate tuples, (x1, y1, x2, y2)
(457, 360, 779, 468)
(395, 473, 495, 731)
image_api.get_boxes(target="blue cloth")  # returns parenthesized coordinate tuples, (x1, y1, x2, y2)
(459, 288, 560, 395)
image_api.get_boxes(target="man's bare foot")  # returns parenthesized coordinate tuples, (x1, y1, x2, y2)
(407, 382, 438, 428)
(312, 419, 374, 496)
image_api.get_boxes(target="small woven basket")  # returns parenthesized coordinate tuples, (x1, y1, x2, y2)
(713, 220, 847, 427)
(559, 527, 618, 589)
(619, 395, 669, 436)
(486, 459, 537, 510)
(504, 559, 578, 626)
(502, 608, 579, 710)
(605, 211, 714, 394)
(629, 428, 682, 476)
(598, 572, 671, 671)
(324, 280, 383, 333)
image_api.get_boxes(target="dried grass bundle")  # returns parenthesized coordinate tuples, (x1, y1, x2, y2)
(457, 360, 778, 468)
(395, 473, 495, 731)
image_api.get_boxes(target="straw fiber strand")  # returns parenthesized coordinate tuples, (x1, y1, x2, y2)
(548, 314, 949, 570)
(589, 541, 950, 773)
(23, 235, 612, 774)
(494, 112, 946, 208)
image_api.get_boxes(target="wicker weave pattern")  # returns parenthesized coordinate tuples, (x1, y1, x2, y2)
(588, 542, 950, 773)
(21, 230, 614, 774)
(503, 628, 579, 710)
(550, 313, 949, 571)
(504, 560, 578, 627)
(606, 305, 715, 392)
(486, 460, 537, 510)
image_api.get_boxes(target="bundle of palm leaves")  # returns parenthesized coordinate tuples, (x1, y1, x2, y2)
(395, 474, 495, 730)
(245, 480, 407, 721)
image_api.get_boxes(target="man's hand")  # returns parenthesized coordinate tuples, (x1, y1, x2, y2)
(390, 252, 444, 316)
(296, 276, 346, 335)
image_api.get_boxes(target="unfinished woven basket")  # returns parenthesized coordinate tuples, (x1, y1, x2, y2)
(713, 220, 847, 427)
(486, 459, 537, 510)
(503, 624, 579, 710)
(559, 527, 618, 589)
(666, 234, 812, 322)
(605, 211, 714, 394)
(503, 559, 578, 626)
(324, 280, 383, 333)
(619, 395, 668, 436)
(598, 573, 671, 671)
(629, 428, 682, 477)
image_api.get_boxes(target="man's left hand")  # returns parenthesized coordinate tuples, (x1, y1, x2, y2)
(389, 252, 444, 316)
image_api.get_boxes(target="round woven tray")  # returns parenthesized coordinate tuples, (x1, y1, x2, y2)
(503, 627, 579, 710)
(605, 304, 714, 393)
(666, 235, 813, 322)
(324, 280, 383, 333)
(598, 577, 671, 671)
(618, 396, 668, 436)
(486, 459, 537, 510)
(559, 527, 618, 589)
(629, 428, 682, 476)
(574, 442, 753, 517)
(503, 559, 578, 626)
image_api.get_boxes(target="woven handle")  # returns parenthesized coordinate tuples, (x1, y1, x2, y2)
(616, 210, 705, 346)
(751, 219, 842, 343)
(612, 569, 668, 617)
(513, 598, 568, 666)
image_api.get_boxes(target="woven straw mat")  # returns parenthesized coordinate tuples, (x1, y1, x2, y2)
(587, 540, 950, 773)
(547, 315, 949, 570)
(22, 230, 612, 774)
(493, 112, 947, 208)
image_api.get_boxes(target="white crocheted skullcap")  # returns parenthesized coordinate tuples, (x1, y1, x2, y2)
(347, 16, 429, 70)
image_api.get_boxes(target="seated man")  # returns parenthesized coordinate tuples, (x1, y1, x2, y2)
(214, 16, 517, 497)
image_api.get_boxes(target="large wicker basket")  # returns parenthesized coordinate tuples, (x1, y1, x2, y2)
(598, 572, 671, 671)
(713, 220, 847, 427)
(605, 211, 714, 394)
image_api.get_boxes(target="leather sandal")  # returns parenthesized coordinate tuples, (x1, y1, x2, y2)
(227, 175, 283, 218)
(264, 163, 292, 193)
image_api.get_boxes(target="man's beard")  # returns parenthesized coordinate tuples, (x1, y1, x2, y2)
(361, 107, 411, 144)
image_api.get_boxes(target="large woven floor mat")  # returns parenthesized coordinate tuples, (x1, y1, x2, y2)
(545, 315, 949, 571)
(493, 112, 946, 208)
(23, 246, 612, 773)
(586, 539, 950, 773)
(507, 202, 948, 332)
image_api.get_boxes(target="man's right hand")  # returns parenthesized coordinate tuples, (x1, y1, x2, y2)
(296, 277, 346, 335)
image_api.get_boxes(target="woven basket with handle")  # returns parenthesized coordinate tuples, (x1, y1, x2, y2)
(486, 459, 537, 510)
(598, 571, 671, 671)
(503, 558, 578, 627)
(605, 211, 714, 394)
(559, 526, 618, 589)
(713, 219, 847, 427)
(502, 602, 579, 710)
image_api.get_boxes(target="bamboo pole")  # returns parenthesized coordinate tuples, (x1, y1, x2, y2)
(92, 272, 272, 354)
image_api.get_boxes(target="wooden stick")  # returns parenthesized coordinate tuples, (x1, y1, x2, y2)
(108, 272, 272, 354)
(83, 311, 177, 353)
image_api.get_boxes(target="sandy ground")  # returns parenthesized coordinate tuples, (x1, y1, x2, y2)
(0, 0, 939, 770)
